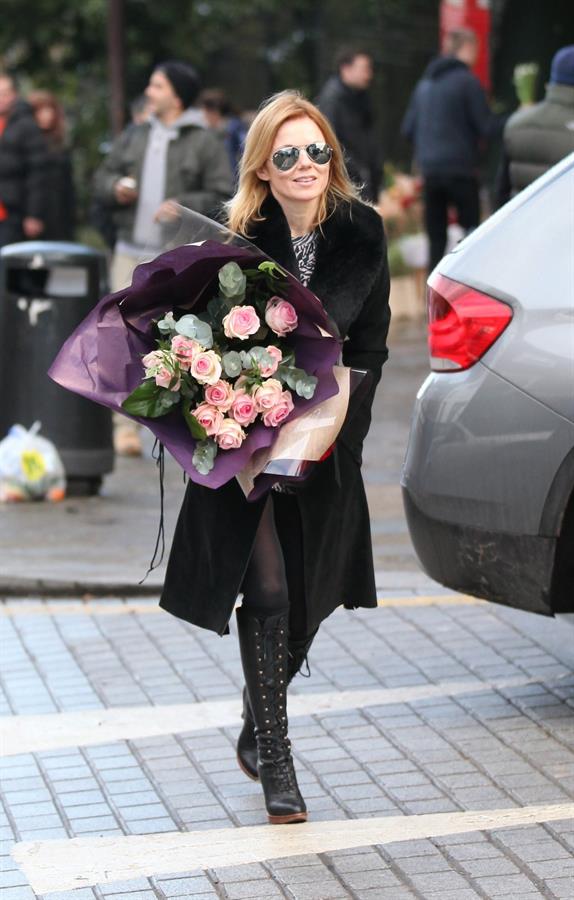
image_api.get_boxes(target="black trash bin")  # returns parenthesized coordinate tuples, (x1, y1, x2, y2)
(0, 241, 114, 496)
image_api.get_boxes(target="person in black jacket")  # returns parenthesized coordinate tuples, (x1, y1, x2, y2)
(0, 73, 48, 247)
(402, 29, 495, 271)
(161, 91, 390, 824)
(29, 91, 76, 241)
(317, 49, 382, 202)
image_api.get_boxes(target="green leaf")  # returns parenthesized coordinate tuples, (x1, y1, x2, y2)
(183, 405, 208, 440)
(121, 380, 180, 417)
(258, 260, 284, 278)
(180, 377, 199, 400)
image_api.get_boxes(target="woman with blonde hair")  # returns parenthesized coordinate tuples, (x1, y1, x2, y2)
(161, 90, 390, 824)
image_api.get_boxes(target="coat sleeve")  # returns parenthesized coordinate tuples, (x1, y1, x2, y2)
(339, 227, 391, 465)
(401, 86, 418, 143)
(22, 119, 49, 220)
(93, 129, 133, 204)
(173, 130, 233, 216)
(465, 77, 496, 140)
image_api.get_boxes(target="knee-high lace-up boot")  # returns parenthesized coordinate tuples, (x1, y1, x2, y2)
(236, 607, 307, 824)
(237, 628, 317, 781)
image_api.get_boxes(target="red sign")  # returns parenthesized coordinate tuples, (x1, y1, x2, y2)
(440, 0, 491, 91)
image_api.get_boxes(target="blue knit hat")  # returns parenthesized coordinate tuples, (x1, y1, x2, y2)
(550, 46, 574, 86)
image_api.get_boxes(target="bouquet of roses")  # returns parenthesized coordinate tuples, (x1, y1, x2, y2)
(48, 208, 345, 498)
(121, 259, 320, 476)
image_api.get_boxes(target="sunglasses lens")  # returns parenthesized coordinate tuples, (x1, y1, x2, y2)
(306, 143, 333, 164)
(272, 147, 299, 171)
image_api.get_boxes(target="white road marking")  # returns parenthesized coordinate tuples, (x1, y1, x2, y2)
(12, 804, 573, 894)
(0, 676, 539, 756)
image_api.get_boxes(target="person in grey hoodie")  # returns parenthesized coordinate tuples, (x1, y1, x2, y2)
(94, 60, 234, 455)
(402, 30, 495, 271)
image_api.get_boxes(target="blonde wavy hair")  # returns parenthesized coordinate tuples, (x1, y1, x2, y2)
(225, 90, 359, 236)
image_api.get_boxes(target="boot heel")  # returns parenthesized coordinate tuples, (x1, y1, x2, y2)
(268, 811, 308, 825)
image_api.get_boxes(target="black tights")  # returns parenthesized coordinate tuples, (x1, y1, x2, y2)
(241, 495, 309, 639)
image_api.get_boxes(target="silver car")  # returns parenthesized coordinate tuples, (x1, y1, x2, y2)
(401, 153, 574, 617)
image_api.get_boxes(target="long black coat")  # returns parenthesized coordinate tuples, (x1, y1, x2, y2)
(0, 100, 48, 226)
(160, 194, 390, 635)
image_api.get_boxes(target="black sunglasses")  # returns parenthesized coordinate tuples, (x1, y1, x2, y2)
(271, 142, 333, 171)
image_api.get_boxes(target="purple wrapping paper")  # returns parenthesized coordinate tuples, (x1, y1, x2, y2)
(48, 240, 342, 491)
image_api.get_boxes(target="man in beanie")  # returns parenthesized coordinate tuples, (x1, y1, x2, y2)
(501, 45, 574, 201)
(94, 60, 233, 455)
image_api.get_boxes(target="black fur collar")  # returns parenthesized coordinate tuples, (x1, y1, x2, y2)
(249, 193, 385, 334)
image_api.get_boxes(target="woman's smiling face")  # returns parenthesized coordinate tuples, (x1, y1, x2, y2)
(257, 115, 331, 209)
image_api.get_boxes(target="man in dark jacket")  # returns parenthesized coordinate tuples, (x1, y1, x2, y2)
(402, 30, 494, 271)
(0, 73, 48, 247)
(317, 49, 382, 203)
(501, 45, 574, 201)
(94, 60, 233, 456)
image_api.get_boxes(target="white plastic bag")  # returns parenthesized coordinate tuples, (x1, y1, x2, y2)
(0, 422, 66, 502)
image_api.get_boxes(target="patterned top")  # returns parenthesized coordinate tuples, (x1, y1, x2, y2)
(292, 230, 317, 286)
(271, 230, 318, 495)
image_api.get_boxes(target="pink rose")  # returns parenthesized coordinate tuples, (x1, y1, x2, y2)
(262, 390, 295, 428)
(233, 375, 250, 394)
(259, 345, 283, 377)
(155, 366, 180, 392)
(265, 298, 298, 336)
(222, 305, 261, 340)
(192, 402, 224, 437)
(204, 379, 235, 411)
(230, 392, 258, 427)
(190, 350, 222, 385)
(142, 350, 163, 370)
(252, 378, 283, 412)
(216, 418, 246, 450)
(171, 335, 201, 370)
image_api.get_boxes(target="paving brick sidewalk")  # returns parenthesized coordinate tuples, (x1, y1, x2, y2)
(1, 594, 573, 899)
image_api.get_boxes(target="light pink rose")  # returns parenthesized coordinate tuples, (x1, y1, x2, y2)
(189, 350, 222, 385)
(171, 335, 201, 370)
(222, 305, 261, 340)
(216, 418, 246, 450)
(252, 378, 283, 412)
(233, 375, 250, 394)
(204, 379, 235, 411)
(192, 402, 224, 437)
(230, 392, 258, 427)
(262, 390, 295, 428)
(142, 350, 163, 370)
(259, 345, 283, 377)
(265, 298, 298, 336)
(155, 366, 180, 392)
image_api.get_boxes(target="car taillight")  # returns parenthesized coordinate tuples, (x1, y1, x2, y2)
(427, 272, 513, 371)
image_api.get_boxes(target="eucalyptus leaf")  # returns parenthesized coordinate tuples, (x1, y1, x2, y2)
(218, 261, 246, 299)
(157, 312, 177, 335)
(192, 439, 218, 475)
(222, 351, 242, 377)
(175, 314, 213, 348)
(295, 375, 318, 399)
